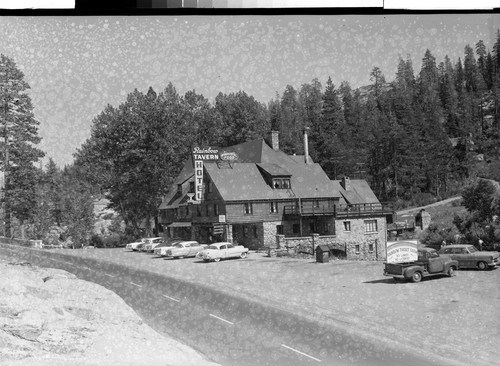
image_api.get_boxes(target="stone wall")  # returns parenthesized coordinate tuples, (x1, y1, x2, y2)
(272, 216, 387, 260)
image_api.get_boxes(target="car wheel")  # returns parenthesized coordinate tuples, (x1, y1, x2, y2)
(447, 266, 456, 277)
(411, 272, 423, 283)
(477, 261, 488, 270)
(214, 257, 221, 262)
(240, 252, 247, 259)
(203, 259, 209, 263)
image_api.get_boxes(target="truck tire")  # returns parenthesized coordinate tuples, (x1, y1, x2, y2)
(477, 261, 488, 271)
(447, 266, 456, 277)
(411, 271, 423, 283)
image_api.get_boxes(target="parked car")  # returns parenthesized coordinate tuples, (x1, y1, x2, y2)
(125, 238, 146, 251)
(384, 247, 458, 283)
(196, 242, 249, 262)
(438, 244, 500, 270)
(164, 241, 207, 259)
(153, 239, 183, 257)
(142, 237, 164, 253)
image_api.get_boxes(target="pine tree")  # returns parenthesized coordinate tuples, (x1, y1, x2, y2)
(0, 54, 45, 238)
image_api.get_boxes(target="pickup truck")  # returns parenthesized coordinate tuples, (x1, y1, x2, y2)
(384, 247, 458, 283)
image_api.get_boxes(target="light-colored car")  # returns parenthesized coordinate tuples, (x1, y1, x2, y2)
(196, 242, 249, 262)
(142, 237, 164, 252)
(125, 238, 146, 251)
(164, 241, 207, 259)
(153, 239, 182, 257)
(438, 244, 500, 270)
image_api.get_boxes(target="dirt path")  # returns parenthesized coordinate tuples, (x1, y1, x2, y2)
(396, 196, 462, 215)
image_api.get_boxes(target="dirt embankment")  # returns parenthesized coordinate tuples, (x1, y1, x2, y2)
(0, 258, 219, 366)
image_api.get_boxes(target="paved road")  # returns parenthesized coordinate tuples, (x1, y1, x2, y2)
(0, 244, 452, 366)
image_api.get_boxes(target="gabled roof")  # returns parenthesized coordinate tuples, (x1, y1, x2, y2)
(332, 179, 380, 205)
(205, 140, 338, 201)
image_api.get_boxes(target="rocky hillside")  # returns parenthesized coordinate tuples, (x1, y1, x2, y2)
(0, 258, 219, 366)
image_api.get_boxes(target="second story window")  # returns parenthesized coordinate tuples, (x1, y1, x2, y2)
(214, 203, 219, 216)
(364, 219, 378, 233)
(244, 202, 253, 215)
(206, 204, 210, 216)
(197, 205, 202, 217)
(270, 201, 278, 213)
(343, 221, 351, 231)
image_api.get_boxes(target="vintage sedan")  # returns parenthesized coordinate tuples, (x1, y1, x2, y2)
(125, 238, 146, 251)
(164, 241, 207, 259)
(438, 244, 500, 270)
(196, 242, 249, 262)
(142, 237, 164, 253)
(153, 239, 182, 257)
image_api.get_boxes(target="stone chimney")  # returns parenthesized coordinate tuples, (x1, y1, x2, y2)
(341, 176, 351, 191)
(271, 130, 279, 151)
(303, 127, 310, 164)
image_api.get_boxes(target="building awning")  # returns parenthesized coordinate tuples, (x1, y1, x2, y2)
(167, 222, 192, 228)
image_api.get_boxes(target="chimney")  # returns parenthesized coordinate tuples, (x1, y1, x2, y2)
(341, 176, 351, 191)
(271, 130, 279, 151)
(303, 127, 310, 164)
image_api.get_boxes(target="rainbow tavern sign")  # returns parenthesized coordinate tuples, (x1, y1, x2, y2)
(191, 147, 239, 203)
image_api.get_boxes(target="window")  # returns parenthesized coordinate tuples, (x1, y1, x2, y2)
(189, 181, 195, 193)
(243, 227, 249, 238)
(292, 223, 300, 234)
(253, 226, 258, 238)
(177, 184, 182, 194)
(207, 181, 213, 193)
(214, 204, 219, 216)
(276, 225, 284, 235)
(273, 178, 291, 189)
(244, 202, 253, 214)
(197, 205, 202, 217)
(309, 222, 316, 233)
(313, 200, 320, 208)
(343, 221, 351, 231)
(206, 205, 210, 216)
(369, 243, 374, 252)
(364, 220, 378, 233)
(270, 201, 278, 213)
(355, 244, 360, 253)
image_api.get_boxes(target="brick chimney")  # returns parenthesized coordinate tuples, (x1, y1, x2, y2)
(341, 176, 351, 191)
(271, 130, 279, 151)
(303, 127, 310, 164)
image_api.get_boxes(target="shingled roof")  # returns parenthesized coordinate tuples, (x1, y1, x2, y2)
(160, 139, 382, 209)
(332, 179, 380, 205)
(203, 139, 338, 201)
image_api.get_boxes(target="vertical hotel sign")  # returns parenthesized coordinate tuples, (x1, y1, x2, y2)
(192, 147, 220, 203)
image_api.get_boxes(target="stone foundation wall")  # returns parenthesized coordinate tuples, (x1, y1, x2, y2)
(271, 217, 387, 260)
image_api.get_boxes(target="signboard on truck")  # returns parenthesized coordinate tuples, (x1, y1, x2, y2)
(386, 240, 418, 263)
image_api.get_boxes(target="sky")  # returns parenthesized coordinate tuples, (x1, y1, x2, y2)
(0, 13, 499, 167)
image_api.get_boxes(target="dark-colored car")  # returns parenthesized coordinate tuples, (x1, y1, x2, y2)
(438, 244, 500, 270)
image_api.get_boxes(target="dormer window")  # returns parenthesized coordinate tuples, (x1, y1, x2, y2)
(273, 178, 291, 189)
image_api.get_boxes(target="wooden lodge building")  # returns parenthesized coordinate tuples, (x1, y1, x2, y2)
(158, 131, 392, 260)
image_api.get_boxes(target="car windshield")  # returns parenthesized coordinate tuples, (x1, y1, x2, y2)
(174, 243, 184, 248)
(207, 245, 219, 250)
(468, 246, 478, 253)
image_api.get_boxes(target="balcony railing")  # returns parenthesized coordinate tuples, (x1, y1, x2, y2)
(283, 203, 393, 218)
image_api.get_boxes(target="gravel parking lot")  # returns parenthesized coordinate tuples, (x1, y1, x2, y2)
(17, 247, 500, 366)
